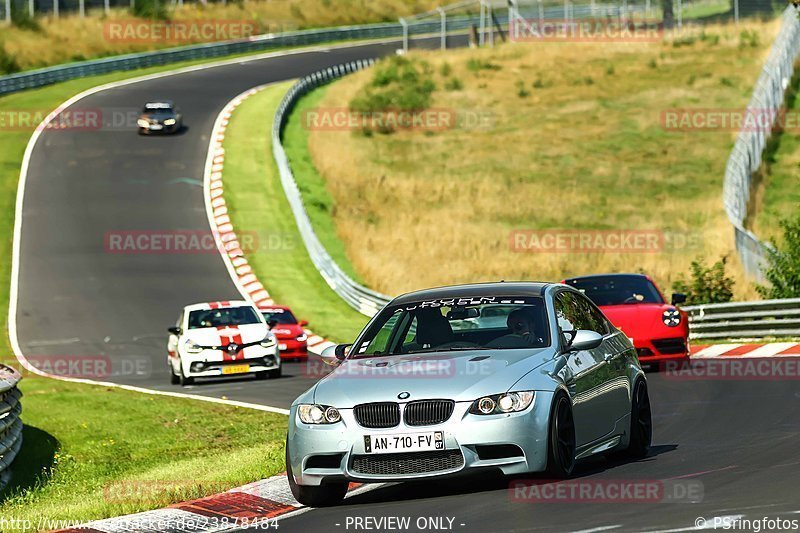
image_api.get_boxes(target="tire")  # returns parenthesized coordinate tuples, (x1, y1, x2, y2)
(178, 359, 194, 386)
(169, 360, 179, 385)
(546, 393, 576, 478)
(268, 366, 282, 379)
(286, 442, 347, 507)
(624, 379, 652, 458)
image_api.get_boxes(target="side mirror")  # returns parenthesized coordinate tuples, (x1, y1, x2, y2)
(565, 330, 603, 352)
(320, 344, 350, 367)
(334, 343, 352, 359)
(167, 326, 182, 336)
(671, 293, 687, 305)
(267, 319, 278, 329)
(299, 319, 309, 327)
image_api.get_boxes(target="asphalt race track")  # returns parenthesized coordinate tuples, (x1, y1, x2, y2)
(253, 373, 800, 532)
(14, 35, 800, 533)
(15, 37, 462, 410)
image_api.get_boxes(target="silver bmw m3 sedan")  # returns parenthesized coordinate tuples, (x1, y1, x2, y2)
(286, 282, 652, 507)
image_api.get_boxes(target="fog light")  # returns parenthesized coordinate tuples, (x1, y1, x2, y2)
(190, 362, 204, 372)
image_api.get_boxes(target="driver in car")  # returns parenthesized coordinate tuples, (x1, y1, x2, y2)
(488, 307, 546, 348)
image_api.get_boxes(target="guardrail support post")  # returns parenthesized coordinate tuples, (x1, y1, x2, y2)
(676, 0, 682, 28)
(734, 0, 739, 24)
(80, 0, 85, 17)
(53, 0, 58, 18)
(400, 18, 408, 53)
(5, 0, 10, 23)
(28, 0, 33, 18)
(438, 7, 446, 49)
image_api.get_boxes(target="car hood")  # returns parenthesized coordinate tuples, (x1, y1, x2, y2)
(310, 348, 556, 407)
(270, 324, 304, 339)
(184, 323, 269, 346)
(599, 303, 675, 337)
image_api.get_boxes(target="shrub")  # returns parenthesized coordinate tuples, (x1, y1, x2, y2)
(439, 62, 452, 77)
(10, 4, 40, 31)
(466, 57, 501, 72)
(515, 80, 530, 98)
(0, 45, 20, 75)
(757, 211, 800, 299)
(672, 256, 735, 305)
(444, 77, 463, 91)
(130, 0, 169, 20)
(349, 56, 436, 133)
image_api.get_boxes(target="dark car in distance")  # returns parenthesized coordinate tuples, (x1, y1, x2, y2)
(137, 101, 183, 135)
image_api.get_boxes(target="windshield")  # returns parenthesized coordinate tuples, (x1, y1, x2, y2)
(565, 275, 663, 306)
(187, 307, 262, 329)
(261, 308, 297, 325)
(352, 296, 550, 357)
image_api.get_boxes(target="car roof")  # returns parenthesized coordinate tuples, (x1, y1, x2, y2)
(564, 273, 650, 282)
(183, 300, 252, 312)
(144, 101, 174, 108)
(391, 281, 551, 305)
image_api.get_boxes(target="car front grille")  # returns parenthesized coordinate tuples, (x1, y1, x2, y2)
(404, 400, 455, 426)
(350, 450, 464, 476)
(354, 402, 400, 428)
(652, 337, 687, 355)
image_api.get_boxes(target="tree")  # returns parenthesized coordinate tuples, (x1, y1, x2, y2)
(757, 211, 800, 299)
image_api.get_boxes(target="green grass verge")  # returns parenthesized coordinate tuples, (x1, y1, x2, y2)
(0, 53, 302, 529)
(1, 380, 286, 527)
(282, 85, 365, 284)
(220, 82, 367, 343)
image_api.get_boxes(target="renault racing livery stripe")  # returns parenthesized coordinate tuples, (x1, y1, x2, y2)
(215, 325, 244, 361)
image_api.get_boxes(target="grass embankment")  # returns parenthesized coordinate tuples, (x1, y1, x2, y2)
(0, 0, 441, 73)
(300, 21, 779, 300)
(0, 60, 293, 529)
(220, 82, 367, 343)
(751, 71, 800, 243)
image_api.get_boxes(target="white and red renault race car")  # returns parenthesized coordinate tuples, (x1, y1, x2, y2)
(167, 301, 281, 385)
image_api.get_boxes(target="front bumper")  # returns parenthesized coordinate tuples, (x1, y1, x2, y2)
(635, 336, 689, 363)
(287, 392, 554, 486)
(277, 338, 308, 359)
(139, 123, 179, 134)
(181, 347, 280, 377)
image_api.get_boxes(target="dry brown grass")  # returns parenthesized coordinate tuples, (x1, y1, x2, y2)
(1, 0, 441, 71)
(306, 21, 779, 300)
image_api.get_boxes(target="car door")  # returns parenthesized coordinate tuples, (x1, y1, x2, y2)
(554, 291, 616, 447)
(574, 292, 632, 429)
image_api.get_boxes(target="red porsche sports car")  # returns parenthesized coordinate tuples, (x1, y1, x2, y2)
(563, 273, 689, 365)
(259, 305, 309, 361)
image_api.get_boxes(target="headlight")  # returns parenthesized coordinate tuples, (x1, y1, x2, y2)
(662, 308, 681, 327)
(260, 335, 277, 348)
(163, 118, 176, 126)
(298, 404, 341, 424)
(184, 339, 202, 354)
(296, 334, 307, 342)
(137, 119, 149, 128)
(469, 391, 535, 415)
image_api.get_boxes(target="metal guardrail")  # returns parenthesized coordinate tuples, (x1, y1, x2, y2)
(0, 364, 23, 480)
(684, 298, 800, 339)
(272, 60, 392, 317)
(722, 6, 800, 281)
(0, 21, 412, 96)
